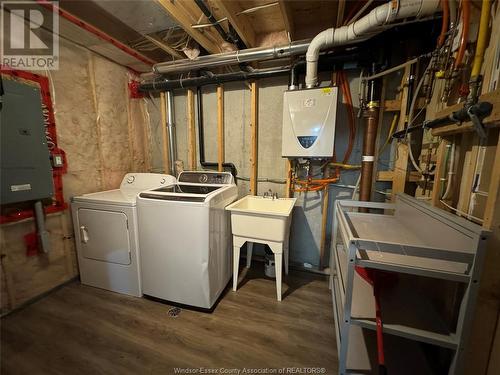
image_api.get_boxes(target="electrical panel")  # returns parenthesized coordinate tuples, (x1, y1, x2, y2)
(1, 79, 54, 205)
(281, 86, 338, 158)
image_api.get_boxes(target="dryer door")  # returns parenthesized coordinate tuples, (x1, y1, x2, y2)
(77, 208, 131, 265)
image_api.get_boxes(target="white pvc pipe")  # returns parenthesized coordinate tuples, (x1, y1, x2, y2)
(305, 0, 440, 87)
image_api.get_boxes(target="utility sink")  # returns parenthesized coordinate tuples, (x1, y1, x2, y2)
(226, 195, 297, 243)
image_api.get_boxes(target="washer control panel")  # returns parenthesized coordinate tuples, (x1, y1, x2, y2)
(178, 171, 234, 185)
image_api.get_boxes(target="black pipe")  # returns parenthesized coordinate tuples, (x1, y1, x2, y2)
(194, 0, 244, 48)
(196, 86, 237, 177)
(392, 101, 493, 139)
(140, 52, 361, 93)
(288, 60, 304, 90)
(140, 68, 290, 92)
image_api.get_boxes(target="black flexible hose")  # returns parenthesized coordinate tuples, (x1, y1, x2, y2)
(194, 0, 243, 48)
(196, 86, 237, 177)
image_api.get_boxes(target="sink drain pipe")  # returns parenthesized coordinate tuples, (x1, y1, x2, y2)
(304, 0, 440, 88)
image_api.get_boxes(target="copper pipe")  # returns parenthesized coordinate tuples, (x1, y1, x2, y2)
(359, 106, 379, 208)
(454, 0, 470, 69)
(437, 0, 449, 47)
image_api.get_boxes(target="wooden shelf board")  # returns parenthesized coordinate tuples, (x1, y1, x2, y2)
(377, 170, 422, 182)
(431, 89, 500, 137)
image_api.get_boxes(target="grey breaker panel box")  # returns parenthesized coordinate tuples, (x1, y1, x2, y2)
(1, 78, 54, 205)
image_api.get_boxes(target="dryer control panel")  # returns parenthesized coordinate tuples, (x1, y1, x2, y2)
(178, 171, 234, 185)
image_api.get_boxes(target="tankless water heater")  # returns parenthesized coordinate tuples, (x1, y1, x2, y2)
(281, 86, 338, 158)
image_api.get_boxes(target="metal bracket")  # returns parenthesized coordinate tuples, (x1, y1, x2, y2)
(467, 106, 488, 141)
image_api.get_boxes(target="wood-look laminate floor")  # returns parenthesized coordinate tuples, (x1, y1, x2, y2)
(1, 264, 338, 375)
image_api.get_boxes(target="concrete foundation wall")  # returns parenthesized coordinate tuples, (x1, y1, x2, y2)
(148, 72, 382, 269)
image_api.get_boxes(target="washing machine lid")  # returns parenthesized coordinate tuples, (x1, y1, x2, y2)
(73, 189, 140, 206)
(139, 184, 224, 202)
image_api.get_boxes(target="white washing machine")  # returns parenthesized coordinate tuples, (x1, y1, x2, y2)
(71, 173, 176, 296)
(137, 171, 237, 309)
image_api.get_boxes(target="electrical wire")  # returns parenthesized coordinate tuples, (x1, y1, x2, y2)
(454, 0, 470, 69)
(439, 199, 484, 223)
(379, 114, 398, 155)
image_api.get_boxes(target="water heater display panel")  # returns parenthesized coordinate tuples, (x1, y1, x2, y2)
(281, 87, 338, 158)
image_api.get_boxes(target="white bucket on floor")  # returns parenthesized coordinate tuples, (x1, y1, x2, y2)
(264, 254, 275, 278)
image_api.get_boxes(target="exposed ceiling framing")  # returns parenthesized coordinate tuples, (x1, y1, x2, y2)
(278, 0, 295, 41)
(210, 0, 258, 48)
(156, 0, 226, 54)
(24, 1, 365, 73)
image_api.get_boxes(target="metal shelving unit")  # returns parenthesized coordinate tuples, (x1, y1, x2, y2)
(330, 193, 488, 374)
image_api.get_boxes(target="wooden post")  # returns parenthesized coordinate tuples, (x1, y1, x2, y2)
(372, 76, 387, 199)
(217, 85, 224, 172)
(187, 89, 196, 170)
(319, 185, 329, 269)
(392, 66, 411, 200)
(285, 159, 292, 198)
(139, 101, 152, 172)
(160, 92, 170, 174)
(250, 82, 259, 195)
(457, 135, 480, 213)
(431, 138, 450, 207)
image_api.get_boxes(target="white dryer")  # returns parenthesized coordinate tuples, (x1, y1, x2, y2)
(137, 171, 237, 309)
(71, 173, 176, 296)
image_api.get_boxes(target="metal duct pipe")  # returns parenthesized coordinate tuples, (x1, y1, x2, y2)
(139, 68, 290, 92)
(141, 52, 360, 92)
(166, 91, 177, 174)
(305, 0, 440, 87)
(152, 40, 311, 75)
(34, 200, 50, 253)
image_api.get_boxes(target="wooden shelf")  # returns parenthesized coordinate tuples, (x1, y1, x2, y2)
(431, 89, 500, 137)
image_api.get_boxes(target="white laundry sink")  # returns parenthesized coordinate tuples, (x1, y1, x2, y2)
(226, 195, 297, 243)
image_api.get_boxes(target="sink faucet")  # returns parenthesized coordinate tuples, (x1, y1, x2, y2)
(263, 189, 278, 200)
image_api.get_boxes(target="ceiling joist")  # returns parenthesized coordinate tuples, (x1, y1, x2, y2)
(143, 34, 184, 59)
(278, 0, 294, 41)
(211, 0, 257, 48)
(156, 0, 224, 54)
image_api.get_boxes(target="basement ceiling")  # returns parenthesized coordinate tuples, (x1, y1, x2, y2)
(15, 1, 368, 73)
(92, 0, 178, 35)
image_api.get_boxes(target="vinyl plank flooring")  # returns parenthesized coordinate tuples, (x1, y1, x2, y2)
(1, 265, 338, 375)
